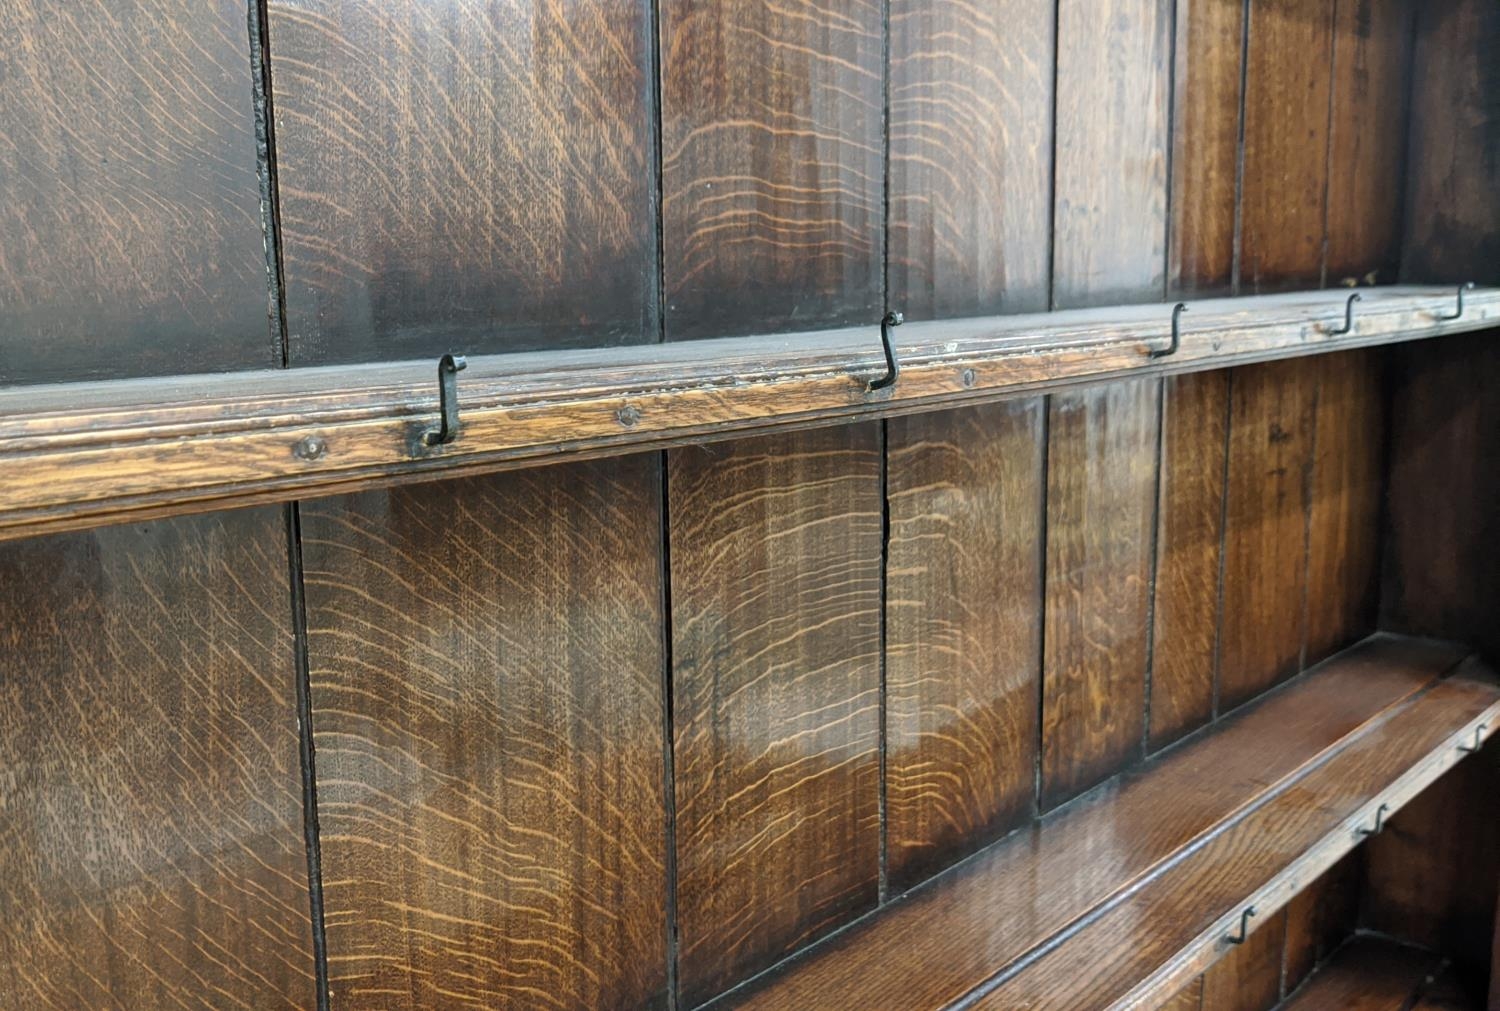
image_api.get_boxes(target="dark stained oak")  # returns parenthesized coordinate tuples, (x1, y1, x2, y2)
(659, 0, 883, 340)
(1283, 851, 1361, 992)
(885, 400, 1046, 892)
(887, 0, 1053, 319)
(1218, 359, 1316, 713)
(669, 426, 882, 1006)
(1150, 370, 1231, 751)
(0, 0, 272, 385)
(1169, 0, 1246, 296)
(1304, 350, 1384, 666)
(1323, 0, 1415, 286)
(267, 0, 657, 364)
(1239, 0, 1337, 292)
(0, 509, 314, 1009)
(1051, 0, 1172, 309)
(1041, 379, 1160, 809)
(1278, 936, 1443, 1011)
(1200, 905, 1285, 1011)
(1411, 966, 1481, 1011)
(299, 461, 669, 1010)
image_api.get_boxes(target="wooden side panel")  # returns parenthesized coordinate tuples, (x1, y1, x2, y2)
(1324, 0, 1414, 286)
(1041, 379, 1161, 810)
(1219, 359, 1315, 713)
(887, 0, 1053, 319)
(1200, 909, 1286, 1011)
(1052, 0, 1172, 309)
(1284, 850, 1362, 992)
(1304, 349, 1384, 666)
(268, 0, 658, 363)
(1150, 369, 1230, 751)
(300, 463, 669, 1010)
(669, 427, 882, 1005)
(0, 511, 313, 1009)
(885, 400, 1046, 892)
(0, 0, 271, 384)
(1240, 0, 1336, 292)
(1169, 0, 1246, 296)
(1158, 979, 1204, 1011)
(659, 0, 883, 340)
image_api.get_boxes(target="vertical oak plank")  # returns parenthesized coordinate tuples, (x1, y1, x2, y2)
(1239, 0, 1336, 292)
(1041, 379, 1161, 810)
(1304, 349, 1384, 666)
(0, 0, 271, 384)
(669, 426, 882, 1005)
(300, 462, 669, 1009)
(659, 0, 883, 340)
(1052, 0, 1173, 309)
(1218, 359, 1315, 713)
(1323, 0, 1414, 286)
(1149, 370, 1231, 751)
(885, 400, 1046, 892)
(1169, 0, 1247, 296)
(1200, 909, 1286, 1011)
(887, 0, 1054, 319)
(0, 510, 313, 1010)
(268, 0, 658, 363)
(1158, 978, 1204, 1011)
(1283, 851, 1362, 993)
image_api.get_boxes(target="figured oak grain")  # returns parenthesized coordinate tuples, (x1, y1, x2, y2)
(0, 0, 272, 384)
(885, 399, 1046, 891)
(669, 426, 882, 1006)
(268, 0, 657, 363)
(887, 0, 1054, 319)
(1282, 851, 1361, 993)
(300, 461, 669, 1010)
(659, 0, 883, 340)
(1200, 905, 1285, 1011)
(1042, 378, 1161, 809)
(0, 510, 313, 1010)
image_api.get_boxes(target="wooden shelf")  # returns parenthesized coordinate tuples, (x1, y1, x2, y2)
(707, 635, 1500, 1011)
(1276, 936, 1468, 1010)
(0, 285, 1495, 542)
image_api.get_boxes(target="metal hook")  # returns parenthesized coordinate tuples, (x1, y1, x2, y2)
(1459, 723, 1488, 754)
(1330, 292, 1362, 336)
(422, 353, 468, 446)
(1439, 282, 1476, 321)
(1225, 906, 1257, 945)
(1153, 303, 1187, 359)
(1358, 802, 1391, 837)
(868, 311, 903, 392)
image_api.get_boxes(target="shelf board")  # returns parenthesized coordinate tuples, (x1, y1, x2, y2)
(0, 285, 1494, 542)
(1276, 936, 1457, 1010)
(707, 635, 1500, 1011)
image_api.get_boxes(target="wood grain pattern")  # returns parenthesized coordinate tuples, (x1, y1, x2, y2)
(1169, 0, 1247, 296)
(887, 0, 1053, 319)
(1200, 906, 1285, 1011)
(1304, 349, 1384, 666)
(1218, 359, 1315, 713)
(659, 0, 882, 340)
(719, 636, 1469, 1011)
(1159, 979, 1204, 1011)
(669, 426, 882, 1005)
(1042, 378, 1161, 809)
(300, 461, 668, 1009)
(1279, 936, 1443, 1011)
(1239, 0, 1337, 292)
(1150, 369, 1231, 750)
(0, 510, 313, 1009)
(0, 0, 272, 385)
(885, 400, 1046, 891)
(1052, 0, 1172, 309)
(1324, 0, 1414, 286)
(267, 0, 657, 364)
(1283, 851, 1361, 993)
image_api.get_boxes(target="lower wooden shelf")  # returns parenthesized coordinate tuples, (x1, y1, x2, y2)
(709, 634, 1500, 1010)
(1276, 935, 1471, 1010)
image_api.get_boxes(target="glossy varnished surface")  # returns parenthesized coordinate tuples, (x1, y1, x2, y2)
(1282, 852, 1361, 993)
(1200, 905, 1285, 1011)
(300, 463, 669, 1009)
(0, 0, 271, 385)
(267, 0, 657, 363)
(887, 0, 1053, 319)
(885, 400, 1045, 890)
(1150, 370, 1230, 750)
(0, 510, 313, 1009)
(1041, 379, 1160, 808)
(669, 426, 882, 1005)
(659, 0, 882, 340)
